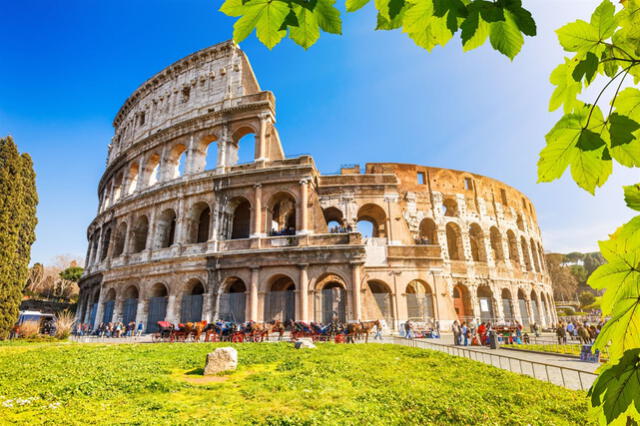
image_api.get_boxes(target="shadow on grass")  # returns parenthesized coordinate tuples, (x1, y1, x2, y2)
(186, 367, 204, 376)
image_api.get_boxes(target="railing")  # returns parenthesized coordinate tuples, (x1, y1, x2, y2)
(391, 337, 597, 391)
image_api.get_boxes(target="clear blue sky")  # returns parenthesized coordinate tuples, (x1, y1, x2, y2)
(1, 0, 634, 265)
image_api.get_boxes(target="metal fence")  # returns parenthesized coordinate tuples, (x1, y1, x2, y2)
(391, 337, 597, 391)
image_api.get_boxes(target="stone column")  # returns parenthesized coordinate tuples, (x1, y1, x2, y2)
(94, 285, 105, 327)
(298, 264, 309, 322)
(351, 263, 362, 320)
(256, 115, 268, 161)
(298, 179, 309, 234)
(460, 225, 472, 262)
(165, 294, 178, 325)
(135, 297, 147, 330)
(217, 126, 229, 172)
(252, 184, 262, 237)
(145, 208, 156, 252)
(512, 294, 522, 324)
(201, 291, 212, 323)
(249, 267, 260, 321)
(94, 229, 104, 266)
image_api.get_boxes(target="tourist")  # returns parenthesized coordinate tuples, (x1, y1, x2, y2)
(136, 321, 144, 337)
(477, 322, 487, 345)
(556, 322, 566, 344)
(461, 322, 469, 346)
(373, 322, 383, 340)
(531, 322, 540, 338)
(405, 320, 413, 339)
(452, 320, 461, 345)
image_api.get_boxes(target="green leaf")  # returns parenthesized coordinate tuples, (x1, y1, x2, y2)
(549, 58, 582, 113)
(433, 0, 467, 33)
(461, 11, 490, 51)
(608, 113, 640, 167)
(280, 8, 300, 30)
(289, 5, 319, 48)
(220, 0, 246, 17)
(590, 0, 616, 41)
(538, 104, 612, 194)
(572, 52, 599, 83)
(467, 0, 504, 23)
(616, 88, 640, 122)
(313, 0, 342, 34)
(623, 184, 640, 211)
(556, 20, 600, 55)
(376, 5, 408, 30)
(402, 0, 453, 51)
(489, 10, 523, 59)
(346, 0, 370, 12)
(601, 46, 620, 78)
(499, 0, 536, 36)
(588, 349, 640, 424)
(232, 0, 290, 49)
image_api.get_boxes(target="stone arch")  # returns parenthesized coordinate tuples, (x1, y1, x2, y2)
(357, 203, 387, 238)
(180, 278, 205, 323)
(225, 197, 251, 239)
(126, 162, 139, 195)
(120, 285, 139, 325)
(155, 208, 177, 249)
(446, 222, 464, 260)
(489, 227, 504, 261)
(506, 230, 519, 265)
(112, 172, 124, 201)
(468, 223, 487, 262)
(146, 282, 169, 332)
(406, 280, 434, 322)
(314, 273, 348, 323)
(516, 214, 524, 231)
(100, 226, 112, 261)
(113, 222, 127, 257)
(520, 236, 532, 271)
(188, 201, 211, 243)
(231, 125, 258, 165)
(530, 237, 541, 272)
(102, 288, 116, 323)
(477, 285, 495, 322)
(453, 283, 472, 321)
(219, 277, 247, 322)
(267, 192, 296, 235)
(323, 207, 345, 231)
(264, 274, 296, 322)
(166, 143, 187, 179)
(143, 152, 161, 187)
(443, 198, 458, 217)
(418, 218, 437, 244)
(365, 280, 394, 326)
(193, 134, 219, 172)
(131, 216, 149, 253)
(501, 289, 514, 321)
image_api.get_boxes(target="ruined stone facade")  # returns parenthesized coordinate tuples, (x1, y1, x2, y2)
(77, 41, 556, 332)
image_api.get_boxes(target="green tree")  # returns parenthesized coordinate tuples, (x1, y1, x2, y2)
(545, 253, 579, 300)
(0, 136, 38, 340)
(569, 264, 588, 286)
(583, 251, 605, 276)
(59, 266, 83, 283)
(578, 291, 596, 308)
(564, 252, 585, 264)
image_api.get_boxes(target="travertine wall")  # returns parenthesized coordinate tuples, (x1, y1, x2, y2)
(77, 41, 556, 332)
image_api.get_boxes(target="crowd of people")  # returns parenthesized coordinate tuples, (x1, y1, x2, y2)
(401, 320, 441, 339)
(74, 321, 144, 337)
(554, 320, 604, 344)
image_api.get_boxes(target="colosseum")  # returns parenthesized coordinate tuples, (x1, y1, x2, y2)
(76, 40, 557, 333)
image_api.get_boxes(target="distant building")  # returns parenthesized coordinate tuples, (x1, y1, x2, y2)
(77, 41, 556, 332)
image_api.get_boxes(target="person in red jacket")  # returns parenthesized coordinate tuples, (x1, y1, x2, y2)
(477, 322, 487, 345)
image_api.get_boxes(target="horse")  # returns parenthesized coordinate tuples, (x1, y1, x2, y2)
(577, 326, 591, 344)
(357, 320, 381, 343)
(192, 321, 208, 342)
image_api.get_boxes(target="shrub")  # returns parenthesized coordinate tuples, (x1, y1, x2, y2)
(17, 321, 40, 338)
(55, 310, 74, 340)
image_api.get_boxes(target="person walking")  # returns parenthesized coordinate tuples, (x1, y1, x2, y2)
(373, 322, 383, 341)
(405, 320, 413, 339)
(461, 322, 469, 346)
(136, 321, 144, 337)
(452, 320, 461, 345)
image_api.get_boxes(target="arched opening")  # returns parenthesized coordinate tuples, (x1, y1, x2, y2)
(357, 204, 387, 239)
(313, 275, 347, 323)
(366, 280, 394, 326)
(147, 283, 169, 333)
(180, 279, 205, 323)
(530, 290, 541, 324)
(507, 230, 519, 265)
(268, 193, 296, 236)
(446, 222, 464, 260)
(477, 286, 494, 322)
(323, 207, 345, 233)
(516, 214, 524, 231)
(126, 163, 139, 195)
(88, 290, 100, 328)
(113, 222, 127, 257)
(264, 275, 296, 322)
(100, 227, 112, 261)
(406, 280, 434, 322)
(489, 227, 504, 262)
(530, 238, 541, 272)
(501, 289, 513, 322)
(517, 289, 529, 327)
(204, 140, 218, 171)
(234, 130, 256, 165)
(155, 209, 177, 249)
(131, 216, 149, 253)
(189, 202, 211, 243)
(453, 283, 472, 322)
(468, 223, 486, 262)
(219, 278, 247, 322)
(521, 237, 532, 271)
(417, 218, 437, 245)
(144, 153, 161, 187)
(443, 198, 458, 217)
(102, 288, 116, 323)
(167, 144, 187, 179)
(227, 198, 251, 239)
(112, 173, 123, 201)
(121, 285, 139, 325)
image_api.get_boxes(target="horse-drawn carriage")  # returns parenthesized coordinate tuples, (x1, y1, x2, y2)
(151, 321, 207, 342)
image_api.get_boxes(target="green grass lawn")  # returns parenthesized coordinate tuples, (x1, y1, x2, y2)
(0, 341, 590, 425)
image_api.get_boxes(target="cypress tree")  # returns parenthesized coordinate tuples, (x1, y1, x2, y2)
(0, 136, 38, 339)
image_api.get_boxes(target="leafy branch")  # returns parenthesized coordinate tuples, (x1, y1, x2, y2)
(219, 0, 537, 59)
(538, 0, 640, 423)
